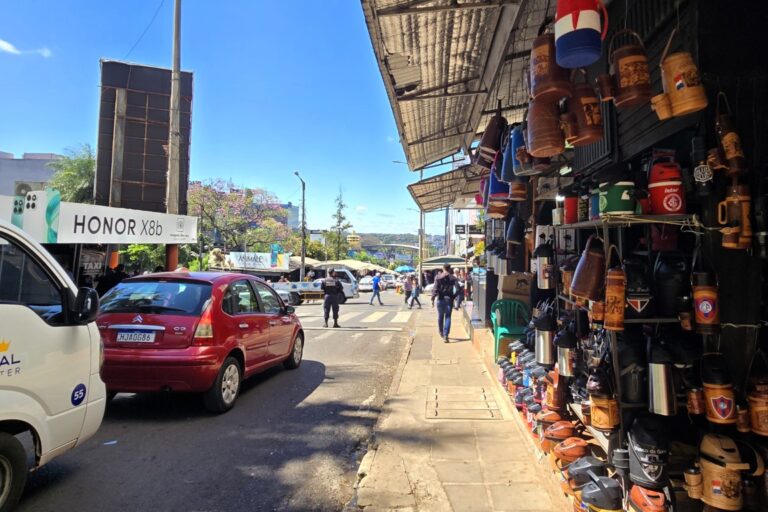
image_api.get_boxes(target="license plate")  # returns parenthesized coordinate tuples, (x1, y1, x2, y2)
(116, 331, 156, 343)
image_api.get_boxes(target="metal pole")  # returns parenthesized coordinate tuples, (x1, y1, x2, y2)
(165, 0, 181, 270)
(418, 170, 424, 287)
(295, 172, 306, 281)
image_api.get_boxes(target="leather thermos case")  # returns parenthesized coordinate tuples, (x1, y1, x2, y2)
(701, 353, 737, 425)
(604, 246, 626, 331)
(570, 235, 605, 301)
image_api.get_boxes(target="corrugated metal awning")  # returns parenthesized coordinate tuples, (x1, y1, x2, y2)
(362, 0, 555, 171)
(407, 164, 485, 212)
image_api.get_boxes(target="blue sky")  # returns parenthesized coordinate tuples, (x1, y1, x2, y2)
(0, 0, 454, 235)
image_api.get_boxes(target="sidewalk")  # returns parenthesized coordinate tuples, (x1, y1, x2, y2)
(349, 307, 568, 511)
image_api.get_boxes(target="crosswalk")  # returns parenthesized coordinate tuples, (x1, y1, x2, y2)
(298, 309, 414, 327)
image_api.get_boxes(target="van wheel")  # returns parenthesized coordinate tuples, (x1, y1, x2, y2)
(0, 433, 26, 512)
(289, 292, 301, 305)
(284, 334, 303, 370)
(203, 357, 241, 414)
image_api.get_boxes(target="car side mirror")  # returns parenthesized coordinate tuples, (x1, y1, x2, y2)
(284, 305, 295, 315)
(74, 287, 100, 324)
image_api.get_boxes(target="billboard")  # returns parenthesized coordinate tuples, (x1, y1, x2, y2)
(227, 252, 290, 271)
(0, 191, 198, 244)
(95, 60, 193, 214)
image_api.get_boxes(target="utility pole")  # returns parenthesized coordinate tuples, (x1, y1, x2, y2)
(165, 0, 181, 271)
(294, 171, 306, 281)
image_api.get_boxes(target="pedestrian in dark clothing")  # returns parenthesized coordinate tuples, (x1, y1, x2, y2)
(431, 264, 458, 342)
(321, 269, 344, 328)
(408, 276, 422, 309)
(454, 269, 465, 310)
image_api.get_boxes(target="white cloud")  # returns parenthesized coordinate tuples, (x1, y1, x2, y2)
(0, 39, 21, 55)
(355, 205, 368, 214)
(0, 38, 52, 58)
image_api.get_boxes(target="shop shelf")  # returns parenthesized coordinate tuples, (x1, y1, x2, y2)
(623, 317, 680, 324)
(557, 294, 588, 311)
(568, 403, 611, 452)
(554, 214, 697, 230)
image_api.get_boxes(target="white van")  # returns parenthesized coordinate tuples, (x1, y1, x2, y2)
(0, 219, 105, 511)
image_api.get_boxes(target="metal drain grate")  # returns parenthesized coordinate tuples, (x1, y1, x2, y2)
(425, 386, 501, 420)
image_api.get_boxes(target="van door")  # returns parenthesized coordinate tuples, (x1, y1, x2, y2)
(0, 230, 91, 452)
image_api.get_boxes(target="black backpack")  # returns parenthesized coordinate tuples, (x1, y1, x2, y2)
(436, 274, 456, 298)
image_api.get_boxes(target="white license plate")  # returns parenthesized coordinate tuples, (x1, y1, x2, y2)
(116, 331, 156, 343)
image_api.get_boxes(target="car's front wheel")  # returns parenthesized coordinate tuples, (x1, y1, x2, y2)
(284, 334, 303, 370)
(0, 433, 26, 512)
(203, 357, 242, 413)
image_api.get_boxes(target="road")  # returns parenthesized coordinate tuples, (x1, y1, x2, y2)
(17, 290, 413, 512)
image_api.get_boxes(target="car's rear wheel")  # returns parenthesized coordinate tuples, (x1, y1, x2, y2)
(203, 357, 242, 413)
(0, 433, 26, 512)
(289, 292, 302, 305)
(284, 334, 303, 370)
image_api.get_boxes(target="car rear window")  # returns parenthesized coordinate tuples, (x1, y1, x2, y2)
(100, 280, 213, 316)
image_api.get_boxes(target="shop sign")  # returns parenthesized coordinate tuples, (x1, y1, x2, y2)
(0, 192, 198, 244)
(228, 252, 290, 271)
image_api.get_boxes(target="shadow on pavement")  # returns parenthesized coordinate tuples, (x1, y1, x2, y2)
(20, 359, 383, 512)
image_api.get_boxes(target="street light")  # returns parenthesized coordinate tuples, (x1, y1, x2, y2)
(294, 171, 306, 281)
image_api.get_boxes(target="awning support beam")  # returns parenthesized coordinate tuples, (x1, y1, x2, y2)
(378, 0, 520, 17)
(398, 90, 488, 102)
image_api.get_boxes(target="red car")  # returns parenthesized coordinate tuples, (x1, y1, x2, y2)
(98, 272, 304, 413)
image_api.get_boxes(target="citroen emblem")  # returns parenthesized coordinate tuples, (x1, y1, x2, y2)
(132, 315, 144, 324)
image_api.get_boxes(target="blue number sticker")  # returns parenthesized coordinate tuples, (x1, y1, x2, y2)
(71, 384, 87, 406)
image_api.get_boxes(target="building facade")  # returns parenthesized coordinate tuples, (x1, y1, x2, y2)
(0, 151, 61, 196)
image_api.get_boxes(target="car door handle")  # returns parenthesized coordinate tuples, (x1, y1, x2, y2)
(239, 323, 249, 329)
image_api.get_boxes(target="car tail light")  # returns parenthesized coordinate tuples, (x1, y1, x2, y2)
(193, 300, 215, 345)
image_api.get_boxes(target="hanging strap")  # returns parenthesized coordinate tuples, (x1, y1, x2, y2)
(606, 244, 622, 271)
(659, 28, 677, 67)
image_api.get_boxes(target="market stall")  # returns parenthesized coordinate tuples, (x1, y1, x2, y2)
(365, 0, 768, 510)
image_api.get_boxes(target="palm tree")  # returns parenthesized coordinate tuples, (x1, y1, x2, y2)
(47, 144, 96, 203)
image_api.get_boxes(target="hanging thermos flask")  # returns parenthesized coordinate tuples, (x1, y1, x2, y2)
(534, 241, 555, 290)
(715, 92, 747, 177)
(604, 245, 626, 332)
(691, 245, 720, 334)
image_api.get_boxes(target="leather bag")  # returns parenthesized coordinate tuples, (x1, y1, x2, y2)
(570, 235, 605, 301)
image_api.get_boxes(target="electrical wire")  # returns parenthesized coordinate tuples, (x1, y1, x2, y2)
(124, 0, 166, 60)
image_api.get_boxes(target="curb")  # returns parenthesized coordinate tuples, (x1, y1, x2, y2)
(344, 311, 419, 510)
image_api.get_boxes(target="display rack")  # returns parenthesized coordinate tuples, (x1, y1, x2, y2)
(553, 214, 699, 231)
(568, 403, 613, 452)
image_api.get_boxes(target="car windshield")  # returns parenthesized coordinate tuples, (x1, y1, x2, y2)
(100, 280, 213, 316)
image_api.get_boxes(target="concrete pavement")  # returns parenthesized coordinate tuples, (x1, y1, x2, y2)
(348, 306, 568, 512)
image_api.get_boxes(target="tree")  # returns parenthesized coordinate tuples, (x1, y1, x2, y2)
(47, 144, 96, 203)
(188, 179, 286, 252)
(331, 189, 352, 260)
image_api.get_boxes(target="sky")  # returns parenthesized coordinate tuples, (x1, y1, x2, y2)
(0, 0, 458, 235)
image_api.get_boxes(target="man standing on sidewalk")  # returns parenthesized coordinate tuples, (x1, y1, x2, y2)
(431, 263, 457, 342)
(369, 272, 384, 306)
(321, 269, 344, 328)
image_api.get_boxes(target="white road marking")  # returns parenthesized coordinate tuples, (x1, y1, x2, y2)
(339, 311, 363, 322)
(379, 334, 393, 345)
(351, 333, 364, 340)
(361, 312, 388, 323)
(391, 311, 412, 324)
(313, 331, 334, 340)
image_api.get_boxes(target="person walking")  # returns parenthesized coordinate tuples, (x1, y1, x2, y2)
(454, 269, 465, 310)
(321, 269, 344, 328)
(408, 276, 422, 309)
(403, 275, 413, 304)
(431, 263, 458, 342)
(369, 272, 384, 305)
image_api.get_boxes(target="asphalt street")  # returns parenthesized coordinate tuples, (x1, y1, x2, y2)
(17, 290, 412, 512)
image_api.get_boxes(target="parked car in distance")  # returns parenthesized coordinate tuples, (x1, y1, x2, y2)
(0, 219, 105, 512)
(98, 272, 304, 413)
(359, 276, 373, 292)
(381, 274, 396, 289)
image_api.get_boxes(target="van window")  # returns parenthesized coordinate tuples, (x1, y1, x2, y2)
(0, 233, 65, 324)
(101, 280, 212, 316)
(335, 271, 351, 283)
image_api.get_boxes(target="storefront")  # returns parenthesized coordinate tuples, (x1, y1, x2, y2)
(366, 0, 768, 510)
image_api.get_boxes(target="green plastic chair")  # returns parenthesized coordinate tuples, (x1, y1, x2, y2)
(490, 299, 529, 358)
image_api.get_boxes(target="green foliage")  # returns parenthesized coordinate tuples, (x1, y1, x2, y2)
(47, 144, 96, 203)
(121, 244, 165, 272)
(331, 189, 352, 260)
